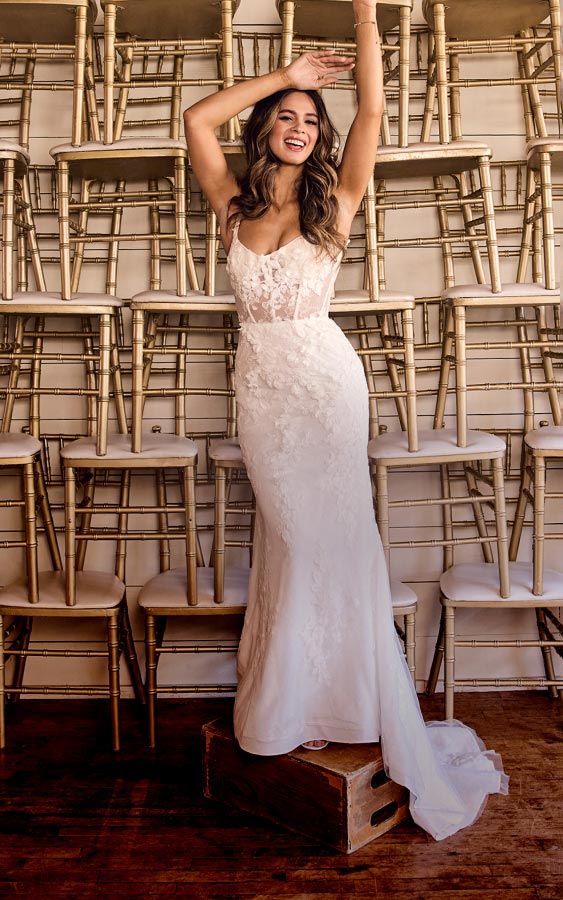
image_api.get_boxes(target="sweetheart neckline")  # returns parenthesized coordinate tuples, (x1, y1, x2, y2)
(231, 229, 305, 259)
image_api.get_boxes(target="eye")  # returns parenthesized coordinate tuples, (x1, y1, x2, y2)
(306, 120, 318, 126)
(279, 114, 292, 121)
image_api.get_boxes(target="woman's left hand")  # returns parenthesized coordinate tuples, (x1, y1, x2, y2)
(283, 51, 355, 91)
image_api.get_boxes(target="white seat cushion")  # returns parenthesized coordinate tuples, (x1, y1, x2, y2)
(131, 290, 236, 309)
(208, 439, 244, 463)
(440, 561, 563, 605)
(50, 138, 187, 158)
(138, 565, 249, 610)
(368, 428, 505, 463)
(60, 433, 198, 465)
(332, 289, 415, 310)
(8, 291, 123, 312)
(0, 571, 124, 611)
(390, 580, 418, 610)
(0, 141, 30, 163)
(525, 425, 563, 452)
(440, 283, 560, 302)
(0, 433, 41, 460)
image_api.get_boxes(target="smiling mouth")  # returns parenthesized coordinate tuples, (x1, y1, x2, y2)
(284, 138, 306, 151)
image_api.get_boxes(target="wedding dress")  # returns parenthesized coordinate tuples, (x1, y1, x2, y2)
(226, 220, 508, 841)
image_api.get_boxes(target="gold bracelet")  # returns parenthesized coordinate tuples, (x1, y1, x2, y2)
(354, 20, 376, 28)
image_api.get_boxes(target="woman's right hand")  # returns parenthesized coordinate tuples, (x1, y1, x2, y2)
(283, 51, 355, 91)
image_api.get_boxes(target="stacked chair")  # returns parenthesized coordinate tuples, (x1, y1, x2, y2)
(0, 0, 562, 746)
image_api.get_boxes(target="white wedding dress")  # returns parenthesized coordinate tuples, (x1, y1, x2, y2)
(226, 220, 508, 841)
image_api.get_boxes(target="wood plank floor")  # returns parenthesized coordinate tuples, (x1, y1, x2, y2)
(0, 691, 561, 899)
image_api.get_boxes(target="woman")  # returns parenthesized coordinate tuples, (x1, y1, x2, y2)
(184, 0, 508, 841)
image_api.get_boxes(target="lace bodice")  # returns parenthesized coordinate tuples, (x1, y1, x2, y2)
(226, 221, 342, 323)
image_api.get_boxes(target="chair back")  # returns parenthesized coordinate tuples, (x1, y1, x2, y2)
(422, 0, 562, 143)
(277, 0, 413, 148)
(0, 0, 99, 147)
(99, 0, 241, 143)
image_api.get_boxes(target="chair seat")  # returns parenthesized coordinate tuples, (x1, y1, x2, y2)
(423, 0, 550, 40)
(0, 432, 41, 461)
(0, 140, 30, 162)
(60, 433, 198, 467)
(208, 439, 244, 464)
(50, 139, 187, 181)
(368, 427, 505, 464)
(275, 0, 411, 42)
(525, 425, 563, 453)
(101, 0, 241, 40)
(0, 571, 124, 613)
(138, 565, 249, 613)
(131, 290, 236, 312)
(440, 561, 563, 606)
(527, 138, 563, 170)
(375, 141, 492, 179)
(390, 580, 418, 610)
(0, 1, 97, 43)
(4, 291, 123, 313)
(441, 282, 560, 305)
(51, 138, 187, 156)
(331, 289, 415, 313)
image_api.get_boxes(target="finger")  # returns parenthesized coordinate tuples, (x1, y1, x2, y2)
(321, 64, 355, 74)
(312, 51, 355, 64)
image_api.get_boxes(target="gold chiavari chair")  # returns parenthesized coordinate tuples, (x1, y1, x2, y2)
(0, 3, 129, 458)
(59, 432, 207, 747)
(0, 432, 61, 727)
(422, 0, 561, 146)
(0, 432, 144, 751)
(0, 0, 99, 148)
(0, 1, 98, 292)
(137, 435, 249, 748)
(436, 352, 563, 716)
(277, 0, 413, 149)
(438, 513, 563, 720)
(0, 294, 127, 457)
(50, 0, 241, 301)
(365, 298, 511, 691)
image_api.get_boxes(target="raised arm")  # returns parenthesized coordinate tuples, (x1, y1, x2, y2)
(183, 52, 354, 227)
(336, 0, 384, 227)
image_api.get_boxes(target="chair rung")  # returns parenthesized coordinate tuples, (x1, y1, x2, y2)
(6, 649, 109, 658)
(6, 686, 110, 696)
(157, 644, 238, 654)
(456, 639, 563, 648)
(148, 684, 237, 694)
(454, 678, 563, 687)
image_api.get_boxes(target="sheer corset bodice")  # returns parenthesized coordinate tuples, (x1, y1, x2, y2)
(226, 221, 341, 324)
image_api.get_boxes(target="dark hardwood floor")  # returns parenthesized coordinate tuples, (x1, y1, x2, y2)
(0, 691, 561, 899)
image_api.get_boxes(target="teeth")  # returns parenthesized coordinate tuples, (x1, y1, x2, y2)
(285, 139, 305, 148)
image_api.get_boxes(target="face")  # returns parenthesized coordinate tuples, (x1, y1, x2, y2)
(267, 92, 320, 165)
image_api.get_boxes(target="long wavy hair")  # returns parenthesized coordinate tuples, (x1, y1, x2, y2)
(228, 89, 345, 257)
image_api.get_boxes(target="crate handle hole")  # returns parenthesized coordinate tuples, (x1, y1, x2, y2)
(371, 769, 390, 790)
(371, 802, 398, 829)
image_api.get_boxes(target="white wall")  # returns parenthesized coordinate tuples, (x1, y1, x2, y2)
(1, 0, 562, 699)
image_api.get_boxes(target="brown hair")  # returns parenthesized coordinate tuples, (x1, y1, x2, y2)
(228, 89, 345, 257)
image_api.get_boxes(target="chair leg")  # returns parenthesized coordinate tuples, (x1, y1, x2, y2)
(536, 608, 559, 700)
(145, 613, 158, 749)
(119, 601, 145, 706)
(425, 608, 445, 696)
(8, 616, 32, 704)
(404, 613, 416, 684)
(107, 614, 121, 752)
(444, 605, 455, 720)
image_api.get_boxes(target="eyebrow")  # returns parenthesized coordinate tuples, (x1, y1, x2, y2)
(279, 107, 319, 119)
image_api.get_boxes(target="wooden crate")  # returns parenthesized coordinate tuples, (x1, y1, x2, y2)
(202, 717, 410, 853)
